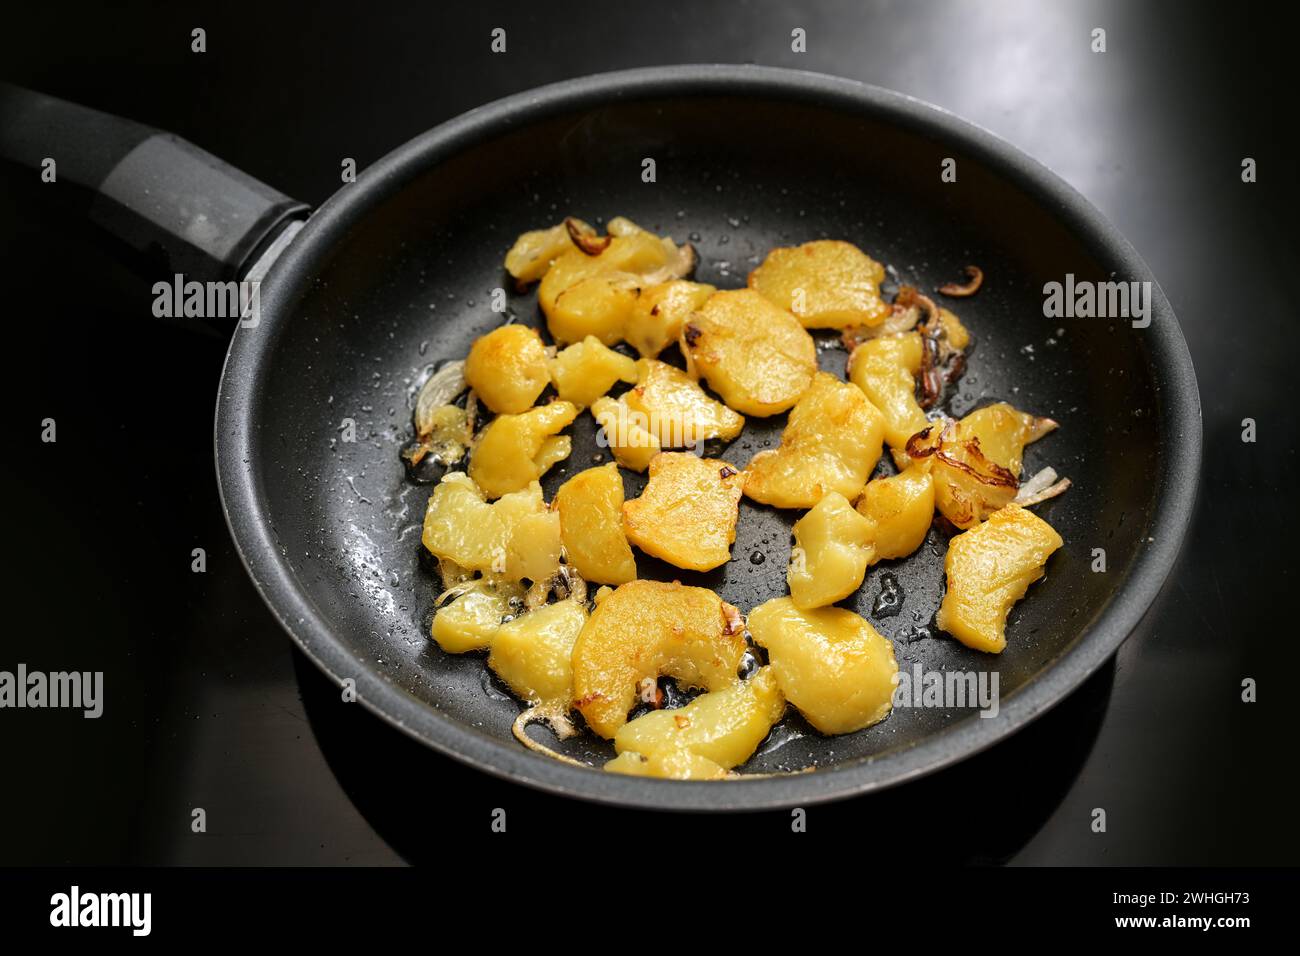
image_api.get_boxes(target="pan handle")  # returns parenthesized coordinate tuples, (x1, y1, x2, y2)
(0, 82, 308, 282)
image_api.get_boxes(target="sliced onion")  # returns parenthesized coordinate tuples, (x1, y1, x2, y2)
(640, 243, 697, 284)
(413, 360, 467, 436)
(841, 302, 921, 348)
(1014, 467, 1072, 506)
(404, 360, 469, 466)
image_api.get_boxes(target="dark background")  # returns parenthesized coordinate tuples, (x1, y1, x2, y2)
(0, 0, 1294, 864)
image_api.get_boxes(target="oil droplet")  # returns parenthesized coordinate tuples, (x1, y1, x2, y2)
(872, 573, 904, 618)
(737, 649, 760, 679)
(480, 669, 512, 702)
(750, 550, 766, 565)
(897, 624, 932, 643)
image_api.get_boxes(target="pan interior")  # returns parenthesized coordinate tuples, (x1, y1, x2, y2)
(248, 92, 1161, 775)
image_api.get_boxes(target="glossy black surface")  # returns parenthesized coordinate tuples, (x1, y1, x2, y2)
(0, 0, 1294, 861)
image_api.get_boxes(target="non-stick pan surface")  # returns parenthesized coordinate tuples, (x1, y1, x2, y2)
(216, 65, 1200, 810)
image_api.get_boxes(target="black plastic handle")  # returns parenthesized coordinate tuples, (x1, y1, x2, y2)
(0, 83, 308, 282)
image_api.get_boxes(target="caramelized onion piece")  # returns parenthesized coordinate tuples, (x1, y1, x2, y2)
(906, 423, 1018, 490)
(403, 360, 469, 466)
(898, 287, 948, 409)
(944, 351, 967, 385)
(512, 706, 584, 762)
(524, 562, 588, 611)
(938, 265, 984, 297)
(565, 217, 611, 255)
(840, 299, 921, 349)
(464, 389, 479, 437)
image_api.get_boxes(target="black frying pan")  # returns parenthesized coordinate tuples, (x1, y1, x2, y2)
(0, 66, 1200, 811)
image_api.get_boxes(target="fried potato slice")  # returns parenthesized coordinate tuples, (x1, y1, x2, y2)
(469, 400, 577, 499)
(430, 579, 525, 653)
(590, 395, 661, 472)
(847, 331, 928, 451)
(571, 579, 746, 738)
(504, 219, 592, 286)
(622, 358, 745, 447)
(682, 289, 816, 417)
(787, 492, 874, 609)
(937, 306, 971, 350)
(605, 667, 785, 780)
(935, 504, 1062, 653)
(748, 598, 898, 735)
(951, 403, 1056, 479)
(548, 335, 637, 408)
(907, 403, 1057, 529)
(553, 463, 637, 585)
(625, 280, 715, 358)
(749, 239, 892, 328)
(538, 223, 692, 345)
(487, 599, 588, 708)
(743, 371, 886, 508)
(464, 324, 551, 414)
(421, 474, 560, 583)
(622, 452, 744, 571)
(855, 467, 935, 561)
(604, 749, 730, 780)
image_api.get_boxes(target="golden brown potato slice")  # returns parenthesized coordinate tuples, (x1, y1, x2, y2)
(464, 324, 551, 415)
(748, 597, 898, 735)
(787, 493, 874, 609)
(468, 400, 577, 499)
(622, 452, 744, 571)
(847, 331, 928, 451)
(749, 239, 892, 328)
(548, 335, 637, 408)
(682, 289, 817, 416)
(936, 504, 1062, 653)
(430, 578, 524, 653)
(604, 749, 730, 780)
(590, 396, 661, 472)
(625, 280, 716, 358)
(553, 464, 637, 585)
(487, 599, 588, 707)
(951, 403, 1056, 479)
(937, 306, 971, 350)
(504, 219, 588, 286)
(421, 474, 560, 583)
(855, 467, 935, 561)
(571, 579, 746, 738)
(546, 275, 641, 347)
(622, 358, 745, 448)
(743, 371, 886, 509)
(538, 226, 691, 345)
(605, 667, 785, 779)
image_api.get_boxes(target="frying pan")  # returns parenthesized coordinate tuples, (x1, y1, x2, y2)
(0, 65, 1200, 811)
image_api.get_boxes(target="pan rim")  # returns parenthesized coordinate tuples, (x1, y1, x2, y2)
(215, 63, 1202, 812)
